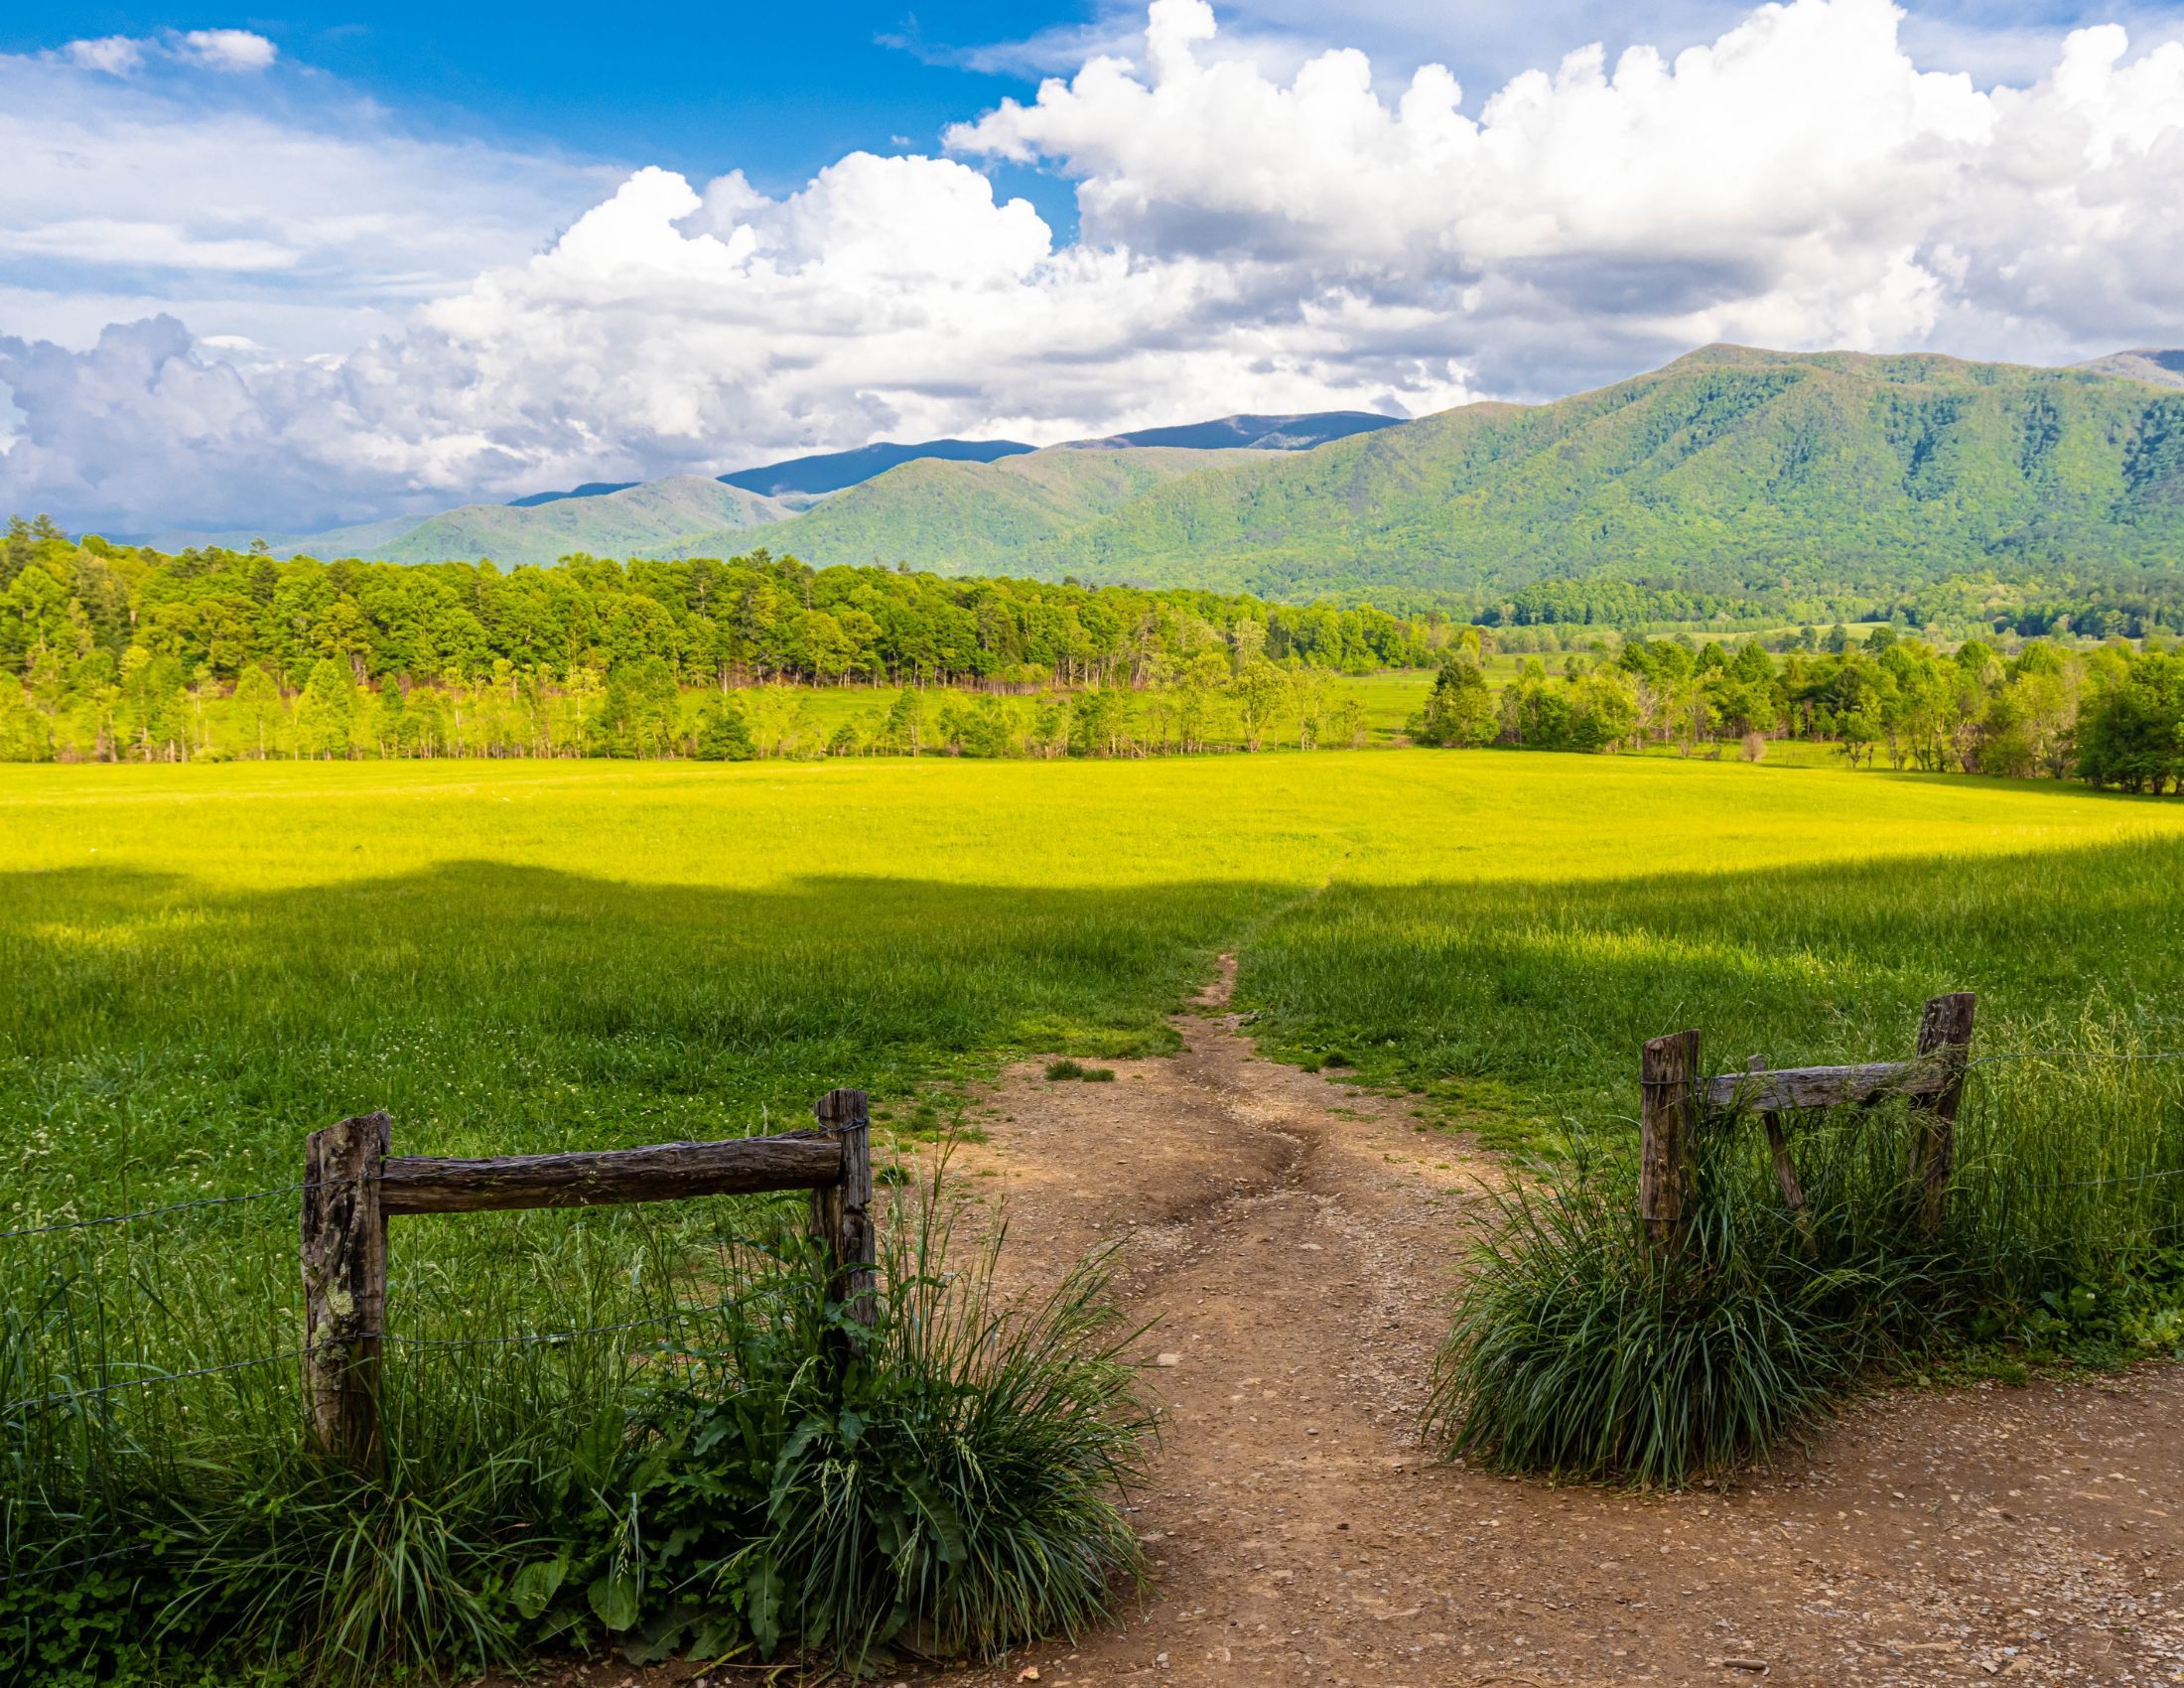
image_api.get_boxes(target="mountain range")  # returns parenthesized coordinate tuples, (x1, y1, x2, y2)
(152, 409, 1400, 566)
(145, 352, 2184, 601)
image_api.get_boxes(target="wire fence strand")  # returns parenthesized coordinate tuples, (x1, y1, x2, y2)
(381, 1315, 685, 1349)
(0, 1178, 356, 1243)
(2, 1346, 325, 1415)
(3, 1315, 721, 1414)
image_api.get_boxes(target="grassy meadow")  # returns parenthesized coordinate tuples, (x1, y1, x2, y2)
(8, 751, 2180, 1208)
(4, 751, 2183, 1671)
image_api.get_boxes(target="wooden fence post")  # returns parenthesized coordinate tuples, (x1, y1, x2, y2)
(301, 1111, 389, 1476)
(1639, 1030, 1702, 1257)
(811, 1088, 877, 1330)
(1911, 992, 1976, 1234)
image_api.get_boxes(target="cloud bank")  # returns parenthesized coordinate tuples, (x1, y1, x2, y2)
(3, 0, 2183, 532)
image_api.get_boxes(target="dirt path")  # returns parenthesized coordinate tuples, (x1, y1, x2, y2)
(916, 958, 2184, 1688)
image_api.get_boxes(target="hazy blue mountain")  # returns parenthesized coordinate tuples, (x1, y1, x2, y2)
(507, 481, 640, 506)
(188, 477, 793, 565)
(718, 439, 1035, 497)
(1057, 410, 1403, 452)
(2075, 350, 2184, 390)
(141, 514, 420, 556)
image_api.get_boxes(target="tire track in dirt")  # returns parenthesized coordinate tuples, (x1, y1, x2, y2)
(923, 957, 2184, 1688)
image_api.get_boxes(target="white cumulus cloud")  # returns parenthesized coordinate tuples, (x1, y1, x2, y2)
(174, 29, 279, 72)
(3, 0, 2184, 534)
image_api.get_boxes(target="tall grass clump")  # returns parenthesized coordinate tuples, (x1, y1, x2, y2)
(0, 1164, 1151, 1684)
(1431, 1043, 2184, 1487)
(604, 1177, 1152, 1672)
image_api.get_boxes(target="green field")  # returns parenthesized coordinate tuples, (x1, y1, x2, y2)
(6, 752, 2183, 1672)
(7, 752, 2181, 1214)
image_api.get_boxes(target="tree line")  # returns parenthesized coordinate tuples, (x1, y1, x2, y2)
(1415, 624, 2184, 791)
(0, 518, 1447, 762)
(1479, 564, 2184, 645)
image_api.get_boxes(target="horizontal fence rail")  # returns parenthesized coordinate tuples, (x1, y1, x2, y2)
(377, 1133, 849, 1214)
(300, 1088, 874, 1475)
(1699, 1059, 1952, 1113)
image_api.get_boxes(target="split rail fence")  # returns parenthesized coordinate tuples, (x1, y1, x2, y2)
(300, 1087, 875, 1474)
(1638, 992, 1976, 1253)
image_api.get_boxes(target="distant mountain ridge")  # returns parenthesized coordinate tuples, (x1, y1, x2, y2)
(747, 445, 1276, 574)
(132, 366, 2184, 598)
(1057, 411, 1401, 452)
(756, 345, 2184, 598)
(717, 438, 1035, 498)
(2075, 349, 2184, 390)
(148, 409, 1396, 563)
(507, 481, 639, 507)
(180, 477, 791, 567)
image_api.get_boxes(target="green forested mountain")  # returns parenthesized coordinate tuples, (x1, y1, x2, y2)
(764, 347, 2184, 602)
(369, 477, 793, 566)
(759, 445, 1273, 573)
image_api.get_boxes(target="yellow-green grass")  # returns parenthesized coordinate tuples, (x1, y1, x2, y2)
(5, 751, 2180, 1217)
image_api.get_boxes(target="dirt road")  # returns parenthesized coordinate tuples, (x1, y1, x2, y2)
(922, 959, 2184, 1688)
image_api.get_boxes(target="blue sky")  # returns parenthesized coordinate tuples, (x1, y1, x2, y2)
(3, 0, 2182, 530)
(4, 5, 1080, 218)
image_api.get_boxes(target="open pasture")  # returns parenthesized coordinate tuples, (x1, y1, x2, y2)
(4, 752, 2182, 1677)
(5, 751, 2182, 1219)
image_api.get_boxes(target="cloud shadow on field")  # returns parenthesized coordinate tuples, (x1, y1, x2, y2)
(0, 831, 2180, 1186)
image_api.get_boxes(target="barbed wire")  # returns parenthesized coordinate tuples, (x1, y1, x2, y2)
(2, 1346, 324, 1415)
(1706, 1049, 2184, 1090)
(2029, 1165, 2184, 1191)
(1966, 1050, 2184, 1069)
(0, 1178, 356, 1243)
(381, 1314, 684, 1349)
(3, 1311, 735, 1413)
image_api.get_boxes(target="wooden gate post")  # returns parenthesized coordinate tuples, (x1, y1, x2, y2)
(811, 1088, 877, 1330)
(1911, 992, 1976, 1235)
(1639, 1030, 1702, 1257)
(302, 1111, 389, 1475)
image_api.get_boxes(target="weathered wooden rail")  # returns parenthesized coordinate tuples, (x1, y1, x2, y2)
(1638, 993, 1975, 1254)
(300, 1088, 874, 1473)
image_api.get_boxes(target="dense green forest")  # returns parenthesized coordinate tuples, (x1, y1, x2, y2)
(0, 518, 1448, 761)
(752, 347, 2184, 609)
(1420, 625, 2184, 791)
(0, 517, 1447, 683)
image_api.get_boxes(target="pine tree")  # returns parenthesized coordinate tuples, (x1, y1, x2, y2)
(1412, 654, 1495, 747)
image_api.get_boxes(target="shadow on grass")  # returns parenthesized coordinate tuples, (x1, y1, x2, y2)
(2, 831, 2180, 1196)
